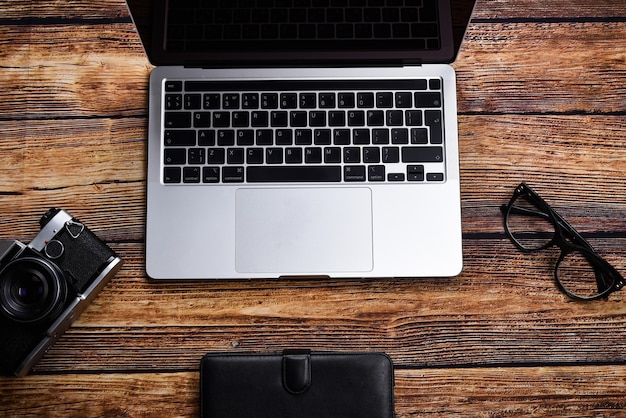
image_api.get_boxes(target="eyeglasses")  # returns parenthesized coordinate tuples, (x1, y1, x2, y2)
(501, 183, 625, 301)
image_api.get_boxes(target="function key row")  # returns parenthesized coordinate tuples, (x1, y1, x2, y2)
(165, 90, 441, 111)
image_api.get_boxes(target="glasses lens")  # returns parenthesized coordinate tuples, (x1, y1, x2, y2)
(556, 250, 614, 299)
(506, 194, 555, 251)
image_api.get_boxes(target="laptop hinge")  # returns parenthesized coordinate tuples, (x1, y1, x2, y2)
(182, 59, 423, 70)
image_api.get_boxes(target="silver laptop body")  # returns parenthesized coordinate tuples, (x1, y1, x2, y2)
(138, 0, 471, 279)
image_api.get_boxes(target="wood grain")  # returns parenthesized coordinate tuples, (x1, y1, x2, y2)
(1, 0, 626, 416)
(3, 367, 626, 418)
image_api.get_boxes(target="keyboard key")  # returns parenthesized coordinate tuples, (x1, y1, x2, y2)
(338, 93, 355, 108)
(203, 167, 220, 183)
(401, 146, 444, 163)
(333, 129, 350, 145)
(382, 147, 400, 163)
(261, 93, 278, 109)
(184, 94, 202, 109)
(246, 148, 264, 164)
(314, 129, 332, 145)
(363, 147, 380, 163)
(165, 130, 195, 146)
(405, 110, 422, 126)
(247, 166, 342, 182)
(386, 110, 403, 126)
(203, 94, 220, 109)
(407, 165, 425, 181)
(165, 112, 191, 128)
(388, 172, 405, 181)
(319, 93, 335, 108)
(295, 129, 313, 145)
(343, 147, 361, 163)
(251, 111, 269, 127)
(266, 148, 283, 164)
(256, 129, 273, 145)
(344, 166, 366, 182)
(285, 148, 303, 164)
(183, 167, 201, 183)
(242, 93, 259, 109)
(395, 92, 413, 108)
(232, 112, 250, 127)
(223, 167, 245, 183)
(348, 110, 365, 126)
(217, 130, 235, 146)
(165, 94, 182, 110)
(373, 129, 390, 144)
(198, 130, 215, 146)
(329, 111, 346, 126)
(305, 147, 323, 163)
(208, 148, 225, 164)
(299, 92, 316, 108)
(227, 148, 244, 164)
(309, 111, 326, 127)
(165, 81, 182, 92)
(188, 148, 205, 164)
(324, 147, 341, 163)
(368, 165, 385, 181)
(193, 112, 211, 128)
(352, 129, 370, 145)
(280, 93, 297, 109)
(427, 173, 444, 182)
(276, 129, 292, 145)
(411, 128, 429, 144)
(223, 94, 240, 109)
(236, 129, 255, 145)
(357, 92, 374, 108)
(164, 148, 186, 165)
(367, 110, 384, 126)
(391, 128, 409, 144)
(376, 92, 394, 108)
(271, 111, 288, 127)
(164, 167, 181, 183)
(290, 111, 308, 127)
(414, 92, 441, 108)
(212, 112, 230, 128)
(425, 110, 443, 144)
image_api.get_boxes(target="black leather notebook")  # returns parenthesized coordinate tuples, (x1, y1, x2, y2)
(200, 350, 394, 418)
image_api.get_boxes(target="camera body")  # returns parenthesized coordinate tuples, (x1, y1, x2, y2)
(0, 209, 122, 376)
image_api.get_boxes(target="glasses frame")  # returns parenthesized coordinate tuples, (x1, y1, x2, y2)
(501, 183, 625, 301)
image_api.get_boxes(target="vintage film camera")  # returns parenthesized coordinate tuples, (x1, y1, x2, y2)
(0, 209, 122, 376)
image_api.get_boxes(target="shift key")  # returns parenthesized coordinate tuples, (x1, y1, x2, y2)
(401, 146, 444, 163)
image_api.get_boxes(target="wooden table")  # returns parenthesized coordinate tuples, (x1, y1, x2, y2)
(1, 1, 626, 416)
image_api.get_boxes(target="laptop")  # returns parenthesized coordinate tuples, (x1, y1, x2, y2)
(127, 0, 475, 280)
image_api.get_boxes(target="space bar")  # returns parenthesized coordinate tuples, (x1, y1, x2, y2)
(247, 166, 342, 182)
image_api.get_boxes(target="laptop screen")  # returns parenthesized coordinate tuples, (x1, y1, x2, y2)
(127, 0, 475, 67)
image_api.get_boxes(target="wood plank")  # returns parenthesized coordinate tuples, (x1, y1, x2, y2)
(3, 366, 626, 417)
(3, 0, 626, 21)
(0, 23, 150, 119)
(471, 0, 626, 20)
(1, 23, 625, 116)
(455, 22, 626, 113)
(0, 239, 617, 373)
(0, 0, 130, 21)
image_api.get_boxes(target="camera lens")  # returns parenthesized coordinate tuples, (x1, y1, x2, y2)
(0, 257, 67, 323)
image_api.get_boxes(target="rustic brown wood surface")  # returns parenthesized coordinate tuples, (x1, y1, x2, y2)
(1, 0, 626, 416)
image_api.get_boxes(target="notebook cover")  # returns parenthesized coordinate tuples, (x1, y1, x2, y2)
(200, 350, 394, 418)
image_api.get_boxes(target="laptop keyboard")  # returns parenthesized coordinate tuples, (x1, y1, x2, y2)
(161, 79, 446, 184)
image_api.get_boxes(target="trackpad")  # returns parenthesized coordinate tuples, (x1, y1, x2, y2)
(235, 188, 373, 274)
